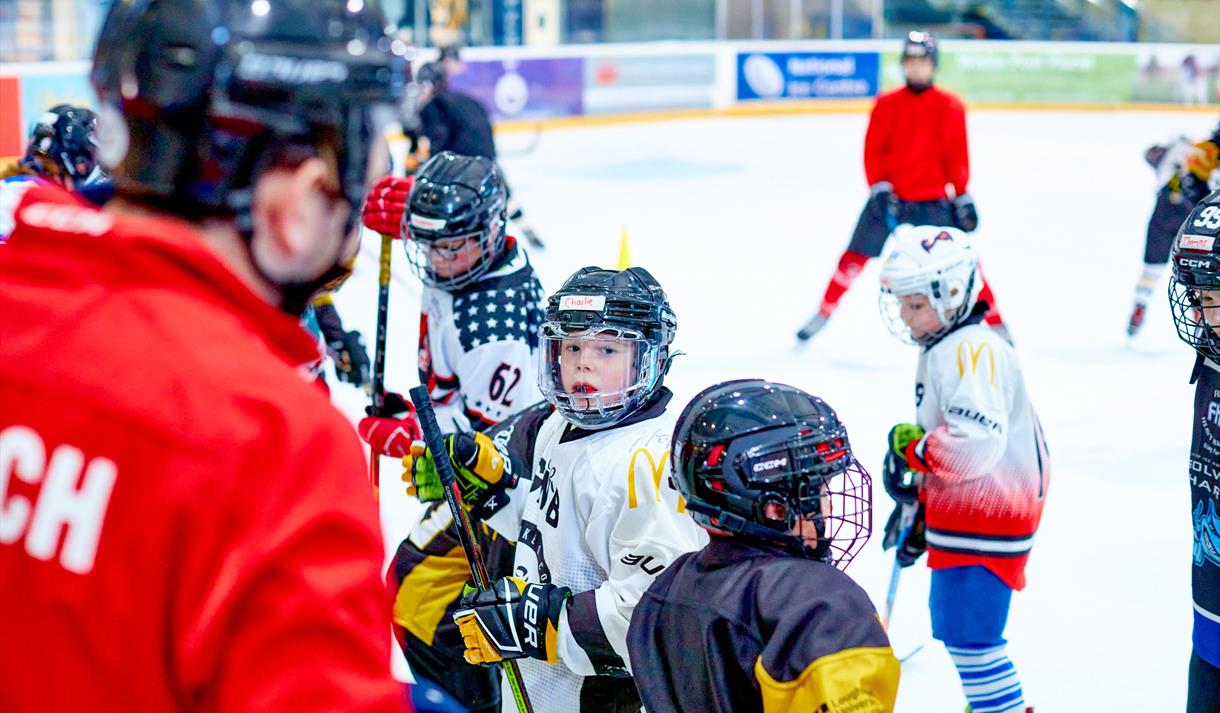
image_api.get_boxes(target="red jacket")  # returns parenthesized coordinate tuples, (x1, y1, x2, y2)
(0, 185, 409, 713)
(863, 84, 970, 202)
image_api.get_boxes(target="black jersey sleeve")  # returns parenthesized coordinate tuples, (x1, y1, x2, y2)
(755, 565, 899, 713)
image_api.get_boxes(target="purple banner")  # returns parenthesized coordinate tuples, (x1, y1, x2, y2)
(448, 58, 584, 122)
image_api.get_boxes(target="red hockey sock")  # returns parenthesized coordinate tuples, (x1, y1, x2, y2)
(818, 250, 871, 317)
(976, 265, 1004, 327)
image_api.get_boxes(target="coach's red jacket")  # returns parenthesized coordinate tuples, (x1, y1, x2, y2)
(864, 83, 971, 202)
(0, 185, 408, 713)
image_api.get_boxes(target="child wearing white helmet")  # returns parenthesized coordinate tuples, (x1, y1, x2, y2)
(878, 224, 1050, 713)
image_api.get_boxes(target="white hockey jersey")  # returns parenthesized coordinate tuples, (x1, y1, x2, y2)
(910, 316, 1050, 591)
(482, 391, 709, 713)
(417, 241, 545, 434)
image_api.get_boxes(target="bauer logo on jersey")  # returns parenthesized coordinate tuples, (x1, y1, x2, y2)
(1180, 233, 1217, 252)
(409, 214, 447, 231)
(558, 295, 606, 311)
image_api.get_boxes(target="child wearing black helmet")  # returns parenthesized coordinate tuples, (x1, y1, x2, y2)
(1167, 188, 1220, 711)
(627, 379, 898, 713)
(403, 265, 708, 713)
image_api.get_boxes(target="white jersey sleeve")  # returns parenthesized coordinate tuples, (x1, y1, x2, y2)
(554, 426, 709, 677)
(914, 323, 1014, 483)
(0, 176, 43, 242)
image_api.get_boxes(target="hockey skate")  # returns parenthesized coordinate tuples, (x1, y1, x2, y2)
(1127, 302, 1147, 337)
(795, 313, 828, 342)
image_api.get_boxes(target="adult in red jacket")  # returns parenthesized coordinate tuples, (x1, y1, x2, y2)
(796, 31, 1008, 343)
(0, 1, 425, 712)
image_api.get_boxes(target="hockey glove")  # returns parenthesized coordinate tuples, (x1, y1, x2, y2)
(952, 193, 979, 232)
(326, 330, 371, 387)
(402, 431, 508, 504)
(869, 181, 899, 224)
(362, 175, 413, 238)
(454, 577, 572, 665)
(882, 502, 927, 568)
(358, 410, 421, 460)
(882, 423, 926, 504)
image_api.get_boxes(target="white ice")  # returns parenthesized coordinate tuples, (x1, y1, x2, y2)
(328, 108, 1220, 711)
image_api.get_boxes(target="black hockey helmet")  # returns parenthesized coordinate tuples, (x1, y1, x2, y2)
(90, 0, 408, 233)
(902, 30, 939, 66)
(416, 61, 446, 90)
(671, 380, 872, 566)
(403, 151, 508, 289)
(22, 104, 100, 183)
(538, 266, 677, 429)
(1169, 188, 1220, 361)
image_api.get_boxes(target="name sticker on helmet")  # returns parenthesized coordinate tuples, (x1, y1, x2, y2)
(409, 214, 447, 231)
(1180, 234, 1216, 251)
(236, 53, 350, 84)
(559, 295, 606, 311)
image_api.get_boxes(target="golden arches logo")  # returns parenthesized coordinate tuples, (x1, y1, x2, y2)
(956, 339, 995, 385)
(627, 448, 686, 513)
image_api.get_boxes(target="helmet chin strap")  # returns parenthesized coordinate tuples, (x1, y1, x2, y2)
(242, 229, 350, 318)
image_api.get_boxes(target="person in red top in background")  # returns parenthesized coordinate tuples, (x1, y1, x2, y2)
(796, 31, 1010, 344)
(0, 1, 464, 712)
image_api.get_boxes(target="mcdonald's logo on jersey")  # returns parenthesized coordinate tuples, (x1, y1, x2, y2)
(627, 447, 686, 513)
(956, 339, 995, 384)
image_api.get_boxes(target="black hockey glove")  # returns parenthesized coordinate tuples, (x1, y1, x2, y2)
(454, 577, 572, 665)
(952, 193, 979, 232)
(882, 424, 925, 504)
(327, 330, 371, 388)
(869, 181, 899, 224)
(882, 501, 927, 568)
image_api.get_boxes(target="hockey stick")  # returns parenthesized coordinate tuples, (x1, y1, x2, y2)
(367, 232, 393, 494)
(881, 501, 916, 629)
(497, 123, 542, 158)
(408, 385, 535, 713)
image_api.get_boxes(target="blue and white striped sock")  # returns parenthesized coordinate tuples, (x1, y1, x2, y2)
(947, 643, 1026, 713)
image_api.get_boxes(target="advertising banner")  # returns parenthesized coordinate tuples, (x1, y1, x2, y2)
(880, 47, 1138, 104)
(736, 51, 879, 101)
(449, 58, 583, 121)
(584, 54, 716, 114)
(0, 77, 23, 157)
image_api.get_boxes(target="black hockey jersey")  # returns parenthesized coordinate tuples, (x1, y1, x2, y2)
(1190, 357, 1220, 668)
(627, 536, 900, 713)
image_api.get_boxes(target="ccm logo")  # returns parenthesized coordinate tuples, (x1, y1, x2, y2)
(1180, 258, 1213, 269)
(752, 457, 787, 473)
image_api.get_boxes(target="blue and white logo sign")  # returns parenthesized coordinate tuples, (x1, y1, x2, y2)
(737, 52, 879, 101)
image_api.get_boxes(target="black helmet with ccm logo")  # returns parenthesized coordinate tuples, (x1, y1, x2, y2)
(1169, 189, 1220, 361)
(670, 379, 873, 567)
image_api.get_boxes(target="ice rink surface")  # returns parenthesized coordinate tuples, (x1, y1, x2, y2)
(329, 107, 1220, 711)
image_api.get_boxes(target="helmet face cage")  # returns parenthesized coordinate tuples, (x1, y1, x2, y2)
(537, 324, 662, 429)
(1169, 275, 1220, 362)
(403, 209, 507, 290)
(680, 423, 872, 568)
(879, 265, 976, 347)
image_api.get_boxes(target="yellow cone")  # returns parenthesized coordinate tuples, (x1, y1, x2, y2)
(617, 225, 633, 270)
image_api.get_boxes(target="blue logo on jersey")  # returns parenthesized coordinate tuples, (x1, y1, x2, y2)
(1194, 499, 1220, 567)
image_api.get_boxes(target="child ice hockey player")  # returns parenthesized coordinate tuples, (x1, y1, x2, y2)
(1, 104, 109, 241)
(403, 265, 708, 713)
(877, 224, 1049, 713)
(626, 378, 899, 713)
(358, 151, 545, 713)
(1128, 123, 1219, 338)
(1165, 188, 1220, 711)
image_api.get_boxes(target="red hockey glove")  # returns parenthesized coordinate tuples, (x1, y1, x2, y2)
(358, 392, 422, 457)
(454, 577, 571, 665)
(362, 175, 413, 238)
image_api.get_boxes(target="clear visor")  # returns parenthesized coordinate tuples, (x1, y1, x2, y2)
(537, 324, 659, 429)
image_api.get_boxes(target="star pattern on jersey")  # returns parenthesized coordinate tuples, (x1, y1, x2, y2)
(453, 276, 545, 352)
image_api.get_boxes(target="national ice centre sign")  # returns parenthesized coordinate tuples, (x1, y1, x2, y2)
(736, 51, 879, 101)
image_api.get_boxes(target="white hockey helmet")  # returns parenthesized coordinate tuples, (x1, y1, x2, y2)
(878, 224, 980, 345)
